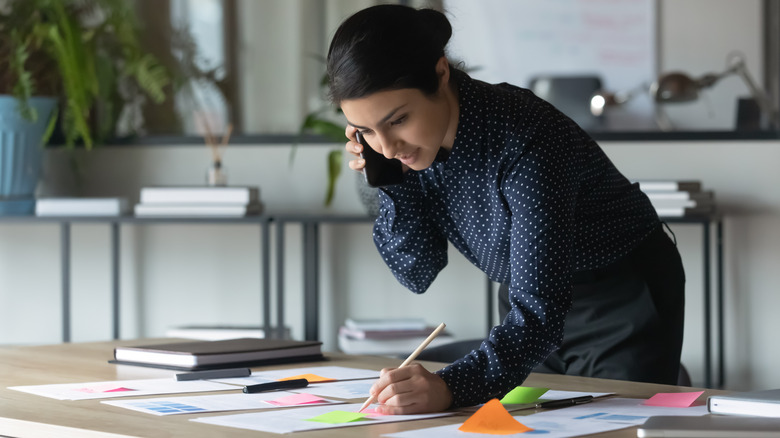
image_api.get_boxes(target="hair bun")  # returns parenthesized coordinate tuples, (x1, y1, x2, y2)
(417, 8, 452, 50)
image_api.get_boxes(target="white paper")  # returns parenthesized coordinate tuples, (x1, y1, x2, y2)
(102, 391, 344, 415)
(295, 380, 375, 399)
(9, 378, 237, 400)
(191, 402, 454, 434)
(384, 397, 709, 438)
(211, 365, 380, 386)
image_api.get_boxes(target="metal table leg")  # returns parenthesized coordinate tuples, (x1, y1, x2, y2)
(303, 222, 320, 341)
(61, 222, 71, 343)
(716, 219, 725, 388)
(274, 220, 285, 338)
(703, 220, 712, 388)
(111, 222, 120, 340)
(261, 219, 272, 337)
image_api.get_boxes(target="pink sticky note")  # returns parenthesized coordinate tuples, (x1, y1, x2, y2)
(643, 391, 705, 407)
(73, 386, 136, 393)
(267, 393, 326, 406)
(362, 407, 387, 417)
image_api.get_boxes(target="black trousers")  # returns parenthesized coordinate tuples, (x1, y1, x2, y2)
(499, 224, 685, 385)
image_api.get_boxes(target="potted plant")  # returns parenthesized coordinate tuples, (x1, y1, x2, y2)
(0, 0, 169, 214)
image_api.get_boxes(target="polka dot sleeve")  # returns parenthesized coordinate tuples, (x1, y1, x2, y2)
(373, 170, 449, 294)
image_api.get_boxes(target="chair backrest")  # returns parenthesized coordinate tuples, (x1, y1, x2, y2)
(528, 75, 604, 130)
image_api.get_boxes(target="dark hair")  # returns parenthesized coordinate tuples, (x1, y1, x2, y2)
(326, 4, 453, 104)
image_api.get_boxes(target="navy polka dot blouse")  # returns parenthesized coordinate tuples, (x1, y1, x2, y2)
(372, 70, 660, 408)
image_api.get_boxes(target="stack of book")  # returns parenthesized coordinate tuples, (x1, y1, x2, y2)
(134, 186, 263, 217)
(635, 180, 715, 218)
(337, 318, 456, 356)
(112, 337, 323, 370)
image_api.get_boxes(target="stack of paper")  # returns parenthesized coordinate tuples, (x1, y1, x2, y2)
(134, 186, 263, 217)
(338, 318, 456, 355)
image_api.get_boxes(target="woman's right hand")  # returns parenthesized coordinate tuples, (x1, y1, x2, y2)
(345, 125, 366, 172)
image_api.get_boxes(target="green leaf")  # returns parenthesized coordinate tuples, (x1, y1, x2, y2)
(41, 105, 59, 146)
(301, 117, 345, 142)
(324, 149, 343, 206)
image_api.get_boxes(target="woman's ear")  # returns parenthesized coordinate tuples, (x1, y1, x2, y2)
(436, 56, 450, 90)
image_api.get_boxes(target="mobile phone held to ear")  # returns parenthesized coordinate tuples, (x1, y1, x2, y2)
(356, 131, 404, 187)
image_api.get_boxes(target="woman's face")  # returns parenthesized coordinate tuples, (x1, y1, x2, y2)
(340, 73, 458, 171)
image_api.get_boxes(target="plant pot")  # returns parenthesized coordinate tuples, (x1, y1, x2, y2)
(355, 171, 380, 217)
(0, 95, 58, 215)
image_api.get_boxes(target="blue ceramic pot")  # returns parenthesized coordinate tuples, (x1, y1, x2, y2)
(0, 95, 58, 215)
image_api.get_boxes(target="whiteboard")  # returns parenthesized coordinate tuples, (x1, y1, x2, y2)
(445, 0, 657, 130)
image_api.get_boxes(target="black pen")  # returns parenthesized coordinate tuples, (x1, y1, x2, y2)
(175, 367, 252, 381)
(536, 395, 594, 409)
(243, 378, 309, 394)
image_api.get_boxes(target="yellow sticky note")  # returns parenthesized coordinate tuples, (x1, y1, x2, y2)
(278, 373, 336, 383)
(500, 386, 549, 404)
(306, 410, 369, 424)
(459, 399, 533, 435)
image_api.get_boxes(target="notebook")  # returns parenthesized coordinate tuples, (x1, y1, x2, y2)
(708, 389, 780, 417)
(111, 338, 323, 371)
(637, 415, 780, 437)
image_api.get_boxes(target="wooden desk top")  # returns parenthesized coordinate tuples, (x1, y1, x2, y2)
(0, 339, 728, 438)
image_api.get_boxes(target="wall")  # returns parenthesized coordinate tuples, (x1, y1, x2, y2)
(1, 140, 780, 392)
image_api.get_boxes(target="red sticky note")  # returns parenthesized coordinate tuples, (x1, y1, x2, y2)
(458, 398, 533, 435)
(643, 391, 705, 407)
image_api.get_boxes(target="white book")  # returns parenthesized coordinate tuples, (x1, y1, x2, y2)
(634, 180, 702, 192)
(644, 191, 714, 201)
(35, 197, 129, 216)
(655, 206, 714, 217)
(165, 325, 290, 341)
(134, 203, 262, 217)
(649, 199, 697, 209)
(708, 389, 780, 418)
(337, 333, 456, 355)
(344, 318, 428, 331)
(140, 186, 260, 205)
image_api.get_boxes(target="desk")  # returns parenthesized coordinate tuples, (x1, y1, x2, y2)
(0, 213, 724, 387)
(0, 340, 729, 438)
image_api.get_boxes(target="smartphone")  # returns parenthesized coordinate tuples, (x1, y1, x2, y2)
(356, 131, 404, 187)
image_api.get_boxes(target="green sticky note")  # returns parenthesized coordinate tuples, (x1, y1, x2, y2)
(500, 386, 549, 404)
(306, 410, 369, 424)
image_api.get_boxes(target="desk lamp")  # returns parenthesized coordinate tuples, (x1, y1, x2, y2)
(590, 53, 780, 129)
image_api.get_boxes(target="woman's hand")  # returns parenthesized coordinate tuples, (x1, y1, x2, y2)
(368, 363, 453, 414)
(345, 125, 365, 172)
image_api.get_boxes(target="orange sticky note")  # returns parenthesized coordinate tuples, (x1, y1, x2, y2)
(643, 391, 705, 407)
(458, 398, 533, 435)
(277, 373, 336, 383)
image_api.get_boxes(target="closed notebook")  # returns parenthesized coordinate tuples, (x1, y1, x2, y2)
(112, 338, 323, 370)
(708, 389, 780, 417)
(638, 415, 780, 437)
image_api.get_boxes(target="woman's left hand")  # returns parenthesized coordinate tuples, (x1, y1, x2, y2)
(368, 363, 453, 414)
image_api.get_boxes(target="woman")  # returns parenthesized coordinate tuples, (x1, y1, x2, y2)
(328, 4, 685, 414)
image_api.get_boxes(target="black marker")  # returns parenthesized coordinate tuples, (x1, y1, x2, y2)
(243, 378, 309, 394)
(175, 367, 252, 381)
(536, 395, 594, 409)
